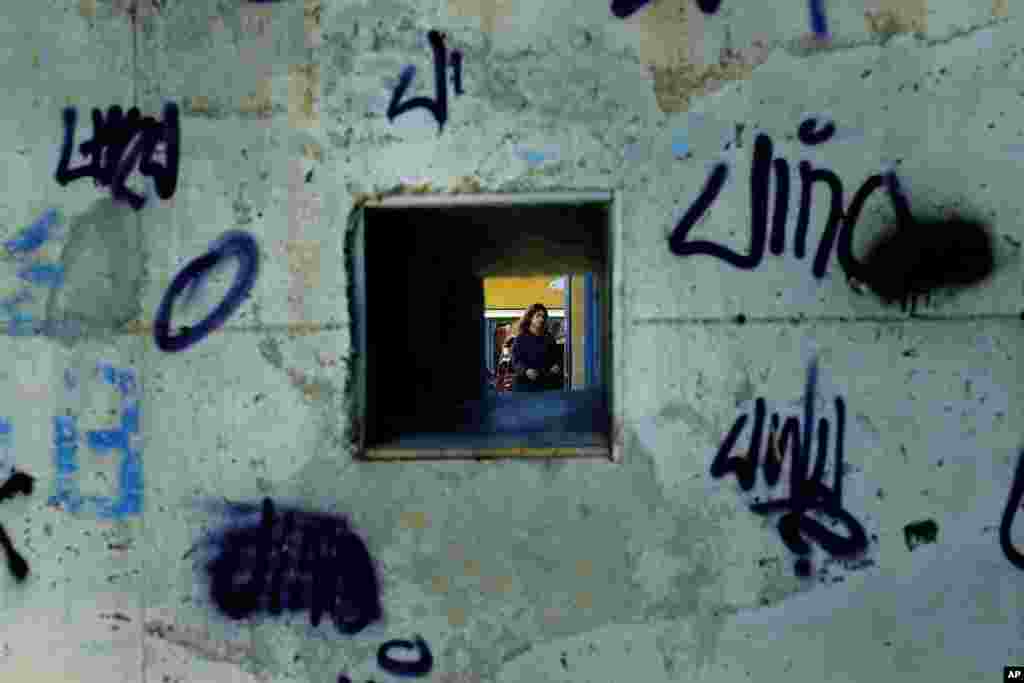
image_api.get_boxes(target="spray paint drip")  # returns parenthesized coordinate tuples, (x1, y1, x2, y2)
(860, 173, 995, 313)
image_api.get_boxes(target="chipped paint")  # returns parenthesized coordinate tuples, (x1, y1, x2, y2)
(448, 176, 482, 193)
(289, 64, 320, 128)
(239, 78, 272, 117)
(285, 240, 321, 289)
(864, 0, 928, 36)
(480, 575, 514, 593)
(187, 96, 210, 114)
(286, 321, 321, 336)
(400, 510, 430, 529)
(447, 0, 515, 34)
(304, 0, 322, 47)
(302, 142, 323, 162)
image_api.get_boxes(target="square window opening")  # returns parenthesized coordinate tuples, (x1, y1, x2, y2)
(347, 195, 615, 460)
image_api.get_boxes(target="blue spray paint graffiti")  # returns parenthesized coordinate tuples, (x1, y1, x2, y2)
(55, 102, 180, 210)
(154, 230, 259, 352)
(17, 263, 64, 288)
(808, 0, 829, 39)
(387, 31, 464, 134)
(0, 418, 12, 478)
(1, 209, 70, 337)
(4, 208, 61, 256)
(48, 362, 142, 519)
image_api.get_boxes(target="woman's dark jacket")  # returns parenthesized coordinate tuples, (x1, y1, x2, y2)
(511, 331, 562, 390)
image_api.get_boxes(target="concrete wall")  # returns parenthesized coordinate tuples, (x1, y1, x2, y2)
(0, 1, 1022, 682)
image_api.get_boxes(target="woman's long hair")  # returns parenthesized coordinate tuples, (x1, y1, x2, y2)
(516, 303, 549, 337)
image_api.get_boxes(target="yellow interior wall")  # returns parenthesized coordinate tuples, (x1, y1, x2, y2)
(571, 273, 586, 388)
(484, 275, 564, 309)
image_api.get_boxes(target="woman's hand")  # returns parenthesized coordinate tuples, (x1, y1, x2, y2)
(526, 369, 539, 380)
(550, 364, 560, 375)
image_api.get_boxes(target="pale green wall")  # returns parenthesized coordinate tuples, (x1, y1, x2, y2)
(0, 1, 1021, 682)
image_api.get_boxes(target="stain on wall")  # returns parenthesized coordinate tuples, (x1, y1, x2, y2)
(289, 64, 321, 129)
(447, 0, 516, 35)
(864, 0, 928, 36)
(624, 0, 771, 113)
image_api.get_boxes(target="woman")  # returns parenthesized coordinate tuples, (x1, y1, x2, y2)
(510, 303, 562, 392)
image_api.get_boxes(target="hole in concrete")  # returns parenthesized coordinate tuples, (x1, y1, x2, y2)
(348, 194, 615, 460)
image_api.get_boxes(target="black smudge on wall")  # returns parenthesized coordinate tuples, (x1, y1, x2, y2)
(202, 498, 383, 634)
(859, 180, 995, 313)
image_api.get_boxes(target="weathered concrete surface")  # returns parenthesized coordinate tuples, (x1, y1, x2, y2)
(0, 0, 1021, 682)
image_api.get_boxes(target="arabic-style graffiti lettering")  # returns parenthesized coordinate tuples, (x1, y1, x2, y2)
(711, 358, 868, 576)
(668, 119, 995, 312)
(1000, 450, 1024, 570)
(154, 230, 259, 352)
(0, 469, 33, 581)
(55, 102, 180, 210)
(203, 498, 383, 634)
(387, 31, 463, 133)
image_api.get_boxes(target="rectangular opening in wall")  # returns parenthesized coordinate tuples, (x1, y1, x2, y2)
(350, 193, 614, 460)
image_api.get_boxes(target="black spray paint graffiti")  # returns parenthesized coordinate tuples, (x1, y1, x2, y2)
(668, 118, 994, 312)
(0, 470, 34, 582)
(388, 31, 464, 134)
(903, 519, 938, 551)
(154, 230, 259, 352)
(338, 635, 434, 681)
(857, 172, 994, 313)
(610, 0, 827, 39)
(611, 0, 722, 18)
(202, 497, 383, 634)
(999, 449, 1024, 570)
(197, 498, 431, 681)
(710, 358, 868, 577)
(55, 102, 180, 210)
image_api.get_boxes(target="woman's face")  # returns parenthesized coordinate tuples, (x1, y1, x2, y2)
(530, 311, 546, 330)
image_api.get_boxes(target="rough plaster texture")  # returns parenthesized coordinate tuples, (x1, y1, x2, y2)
(0, 1, 1022, 682)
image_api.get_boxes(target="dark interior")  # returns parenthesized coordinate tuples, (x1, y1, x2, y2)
(362, 204, 610, 449)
